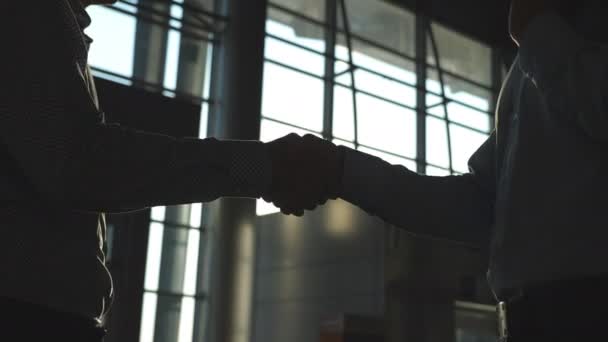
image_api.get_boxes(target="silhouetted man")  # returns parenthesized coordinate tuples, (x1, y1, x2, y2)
(268, 0, 608, 340)
(0, 0, 339, 340)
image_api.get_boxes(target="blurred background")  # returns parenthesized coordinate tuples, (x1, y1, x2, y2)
(90, 0, 513, 341)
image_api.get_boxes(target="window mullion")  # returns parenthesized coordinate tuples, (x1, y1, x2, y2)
(322, 0, 337, 140)
(415, 13, 428, 174)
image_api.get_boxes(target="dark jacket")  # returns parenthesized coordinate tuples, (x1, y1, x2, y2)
(339, 5, 608, 296)
(0, 0, 270, 319)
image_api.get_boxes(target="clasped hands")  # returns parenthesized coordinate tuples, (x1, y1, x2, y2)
(264, 134, 344, 216)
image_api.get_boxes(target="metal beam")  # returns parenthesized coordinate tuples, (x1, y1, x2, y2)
(322, 0, 337, 140)
(415, 14, 427, 174)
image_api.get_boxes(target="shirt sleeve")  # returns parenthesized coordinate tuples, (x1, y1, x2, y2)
(518, 11, 608, 143)
(338, 132, 496, 249)
(0, 7, 271, 213)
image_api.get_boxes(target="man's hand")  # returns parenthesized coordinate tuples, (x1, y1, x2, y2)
(509, 0, 552, 46)
(264, 134, 344, 216)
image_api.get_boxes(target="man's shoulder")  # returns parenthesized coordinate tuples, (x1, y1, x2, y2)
(3, 1, 81, 61)
(2, 3, 58, 41)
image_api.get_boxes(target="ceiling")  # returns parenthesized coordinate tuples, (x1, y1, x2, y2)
(390, 0, 514, 48)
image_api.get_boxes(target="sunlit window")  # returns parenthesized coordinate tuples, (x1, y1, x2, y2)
(87, 3, 137, 78)
(257, 1, 494, 216)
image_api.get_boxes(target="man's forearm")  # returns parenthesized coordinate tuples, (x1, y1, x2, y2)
(58, 124, 271, 212)
(338, 148, 494, 249)
(2, 38, 271, 212)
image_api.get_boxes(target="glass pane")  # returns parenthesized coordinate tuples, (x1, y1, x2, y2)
(269, 0, 326, 22)
(267, 8, 325, 51)
(259, 118, 320, 142)
(154, 294, 183, 342)
(444, 101, 491, 133)
(333, 86, 355, 141)
(426, 165, 451, 176)
(140, 292, 158, 342)
(450, 125, 488, 174)
(151, 206, 167, 222)
(336, 35, 417, 87)
(427, 70, 492, 133)
(333, 33, 417, 148)
(87, 6, 137, 77)
(144, 223, 165, 291)
(265, 14, 326, 76)
(339, 0, 415, 59)
(177, 297, 196, 342)
(163, 29, 182, 91)
(427, 21, 492, 87)
(426, 116, 450, 169)
(357, 93, 417, 159)
(262, 62, 324, 132)
(189, 203, 203, 228)
(158, 206, 192, 293)
(183, 230, 201, 296)
(265, 35, 325, 77)
(348, 65, 417, 109)
(256, 200, 281, 217)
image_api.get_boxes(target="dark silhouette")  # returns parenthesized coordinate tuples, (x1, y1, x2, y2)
(0, 0, 339, 340)
(3, 0, 606, 341)
(268, 1, 608, 341)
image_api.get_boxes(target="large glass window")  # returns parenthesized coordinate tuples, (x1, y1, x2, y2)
(87, 2, 138, 79)
(258, 0, 496, 215)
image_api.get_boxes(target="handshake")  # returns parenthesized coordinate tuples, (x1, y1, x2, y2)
(263, 134, 345, 216)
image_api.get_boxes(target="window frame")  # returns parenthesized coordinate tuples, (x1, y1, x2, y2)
(261, 0, 500, 174)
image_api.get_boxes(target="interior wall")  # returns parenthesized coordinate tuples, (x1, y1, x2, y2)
(252, 200, 386, 342)
(251, 197, 491, 342)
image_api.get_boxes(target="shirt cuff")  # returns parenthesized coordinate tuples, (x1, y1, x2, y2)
(518, 11, 580, 81)
(221, 140, 272, 198)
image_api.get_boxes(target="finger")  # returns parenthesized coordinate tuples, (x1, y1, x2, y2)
(275, 199, 301, 216)
(280, 208, 294, 216)
(299, 194, 319, 212)
(304, 203, 317, 211)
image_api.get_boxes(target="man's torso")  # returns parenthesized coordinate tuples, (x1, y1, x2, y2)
(0, 0, 112, 320)
(489, 3, 608, 294)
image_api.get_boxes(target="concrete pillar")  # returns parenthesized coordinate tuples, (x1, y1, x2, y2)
(203, 0, 268, 341)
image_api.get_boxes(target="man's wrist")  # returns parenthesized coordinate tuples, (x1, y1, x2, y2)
(223, 140, 272, 198)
